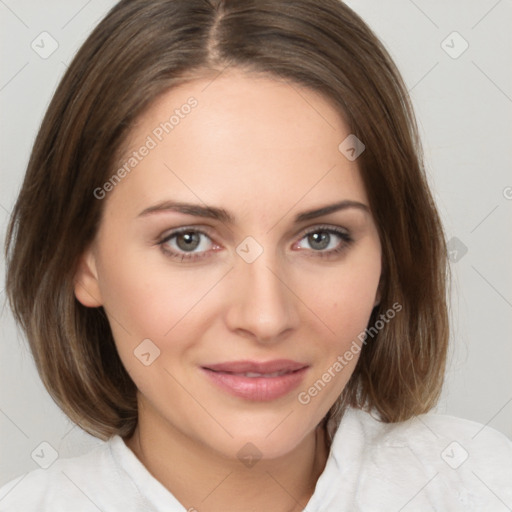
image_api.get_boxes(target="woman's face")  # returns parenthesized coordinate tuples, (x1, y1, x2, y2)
(75, 70, 382, 460)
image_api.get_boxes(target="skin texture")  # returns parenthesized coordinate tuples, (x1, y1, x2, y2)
(74, 70, 382, 512)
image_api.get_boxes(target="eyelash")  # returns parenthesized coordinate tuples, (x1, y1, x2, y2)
(158, 225, 354, 262)
(158, 227, 219, 262)
(295, 225, 354, 258)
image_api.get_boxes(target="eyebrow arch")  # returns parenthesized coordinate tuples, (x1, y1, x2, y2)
(294, 200, 370, 222)
(137, 199, 369, 223)
(138, 201, 234, 223)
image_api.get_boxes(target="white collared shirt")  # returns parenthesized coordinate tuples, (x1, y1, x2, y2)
(1, 407, 511, 511)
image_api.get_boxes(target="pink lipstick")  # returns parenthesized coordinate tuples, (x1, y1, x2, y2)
(201, 360, 309, 401)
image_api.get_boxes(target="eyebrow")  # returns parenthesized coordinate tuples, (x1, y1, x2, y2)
(138, 201, 233, 223)
(137, 199, 369, 223)
(294, 200, 369, 222)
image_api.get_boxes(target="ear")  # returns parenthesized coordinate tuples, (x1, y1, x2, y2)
(73, 246, 103, 307)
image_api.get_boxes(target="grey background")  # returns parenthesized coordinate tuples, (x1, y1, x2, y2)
(1, 0, 511, 486)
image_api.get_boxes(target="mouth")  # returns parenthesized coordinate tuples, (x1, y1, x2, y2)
(201, 360, 309, 401)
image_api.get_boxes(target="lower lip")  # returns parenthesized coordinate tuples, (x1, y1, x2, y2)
(201, 367, 309, 401)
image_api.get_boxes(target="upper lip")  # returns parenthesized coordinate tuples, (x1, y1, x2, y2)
(203, 359, 308, 374)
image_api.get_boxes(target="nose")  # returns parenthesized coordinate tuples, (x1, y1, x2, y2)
(224, 253, 300, 344)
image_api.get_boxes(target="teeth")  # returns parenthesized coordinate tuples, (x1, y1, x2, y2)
(239, 371, 287, 378)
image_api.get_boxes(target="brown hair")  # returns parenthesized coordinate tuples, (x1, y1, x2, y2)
(5, 0, 449, 440)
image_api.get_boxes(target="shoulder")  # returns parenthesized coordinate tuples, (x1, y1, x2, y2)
(345, 406, 512, 445)
(349, 407, 512, 464)
(329, 408, 512, 510)
(0, 437, 138, 511)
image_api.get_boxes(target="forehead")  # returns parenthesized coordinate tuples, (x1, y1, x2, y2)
(107, 70, 369, 221)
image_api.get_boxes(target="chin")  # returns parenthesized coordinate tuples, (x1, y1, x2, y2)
(199, 411, 322, 462)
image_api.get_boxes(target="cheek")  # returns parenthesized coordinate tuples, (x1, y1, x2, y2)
(293, 253, 381, 418)
(330, 271, 379, 336)
(306, 249, 381, 341)
(94, 250, 209, 397)
(295, 240, 381, 394)
(94, 242, 234, 397)
(95, 237, 224, 337)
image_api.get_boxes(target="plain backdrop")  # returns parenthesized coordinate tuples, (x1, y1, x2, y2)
(1, 0, 511, 486)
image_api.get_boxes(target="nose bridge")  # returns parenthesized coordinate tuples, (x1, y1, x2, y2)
(226, 246, 298, 342)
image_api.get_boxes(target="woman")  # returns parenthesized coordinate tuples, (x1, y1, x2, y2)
(2, 0, 511, 510)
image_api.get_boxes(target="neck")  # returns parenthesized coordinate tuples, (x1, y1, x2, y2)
(125, 413, 329, 512)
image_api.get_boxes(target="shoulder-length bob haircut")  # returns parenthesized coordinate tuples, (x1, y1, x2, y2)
(5, 0, 449, 440)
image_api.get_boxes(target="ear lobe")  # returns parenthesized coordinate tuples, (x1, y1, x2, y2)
(73, 248, 103, 307)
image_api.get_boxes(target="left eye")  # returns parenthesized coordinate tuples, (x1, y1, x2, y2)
(296, 229, 346, 252)
(164, 231, 213, 253)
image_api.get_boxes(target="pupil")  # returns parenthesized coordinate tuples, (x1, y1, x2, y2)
(177, 232, 200, 251)
(308, 232, 330, 250)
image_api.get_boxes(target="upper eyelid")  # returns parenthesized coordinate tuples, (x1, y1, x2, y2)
(159, 225, 214, 242)
(301, 224, 349, 234)
(295, 224, 351, 243)
(160, 223, 349, 239)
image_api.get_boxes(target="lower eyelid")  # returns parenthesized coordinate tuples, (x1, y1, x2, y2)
(160, 243, 215, 261)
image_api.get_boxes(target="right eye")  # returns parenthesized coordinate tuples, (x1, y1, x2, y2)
(159, 228, 220, 261)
